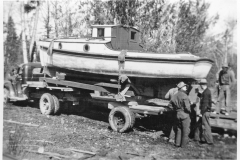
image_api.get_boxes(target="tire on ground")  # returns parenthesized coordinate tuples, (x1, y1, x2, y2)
(39, 93, 54, 115)
(52, 95, 60, 114)
(108, 106, 135, 133)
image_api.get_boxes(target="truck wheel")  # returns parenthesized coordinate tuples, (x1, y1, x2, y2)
(40, 93, 54, 115)
(4, 88, 9, 104)
(109, 106, 135, 133)
(52, 95, 60, 114)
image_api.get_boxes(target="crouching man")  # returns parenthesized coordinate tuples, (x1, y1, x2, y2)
(115, 74, 139, 101)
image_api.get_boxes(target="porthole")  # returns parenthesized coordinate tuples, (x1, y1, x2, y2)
(83, 44, 90, 52)
(58, 42, 62, 49)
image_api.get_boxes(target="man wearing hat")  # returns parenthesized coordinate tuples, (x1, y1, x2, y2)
(165, 86, 178, 143)
(216, 63, 236, 115)
(169, 81, 191, 148)
(194, 79, 213, 145)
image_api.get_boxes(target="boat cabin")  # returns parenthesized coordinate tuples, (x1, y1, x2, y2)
(91, 25, 144, 51)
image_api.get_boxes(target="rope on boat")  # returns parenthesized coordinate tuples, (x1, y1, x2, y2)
(47, 39, 57, 65)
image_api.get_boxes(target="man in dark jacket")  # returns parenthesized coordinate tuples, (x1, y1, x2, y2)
(194, 79, 213, 145)
(169, 81, 191, 148)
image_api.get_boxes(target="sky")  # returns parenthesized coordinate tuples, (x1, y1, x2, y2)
(167, 0, 237, 36)
(206, 0, 237, 35)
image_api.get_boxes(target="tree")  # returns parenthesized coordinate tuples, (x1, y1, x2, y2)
(5, 16, 20, 74)
(136, 1, 178, 53)
(28, 1, 41, 62)
(21, 1, 28, 63)
(175, 0, 218, 54)
(41, 0, 52, 38)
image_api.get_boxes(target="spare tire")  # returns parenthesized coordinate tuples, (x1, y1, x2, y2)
(40, 93, 54, 115)
(109, 106, 135, 133)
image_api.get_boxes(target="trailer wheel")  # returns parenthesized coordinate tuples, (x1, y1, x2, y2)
(40, 93, 54, 115)
(52, 95, 60, 114)
(109, 106, 135, 133)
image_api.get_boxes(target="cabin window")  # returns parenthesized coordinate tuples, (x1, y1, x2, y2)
(97, 28, 104, 37)
(83, 44, 90, 52)
(32, 68, 44, 75)
(130, 31, 136, 40)
(58, 43, 62, 49)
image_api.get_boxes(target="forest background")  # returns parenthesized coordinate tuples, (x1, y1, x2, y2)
(3, 0, 237, 88)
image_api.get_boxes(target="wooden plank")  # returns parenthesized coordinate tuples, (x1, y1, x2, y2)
(26, 81, 47, 88)
(4, 119, 39, 127)
(25, 150, 70, 159)
(94, 82, 120, 89)
(90, 93, 116, 101)
(130, 109, 159, 115)
(210, 112, 237, 120)
(47, 86, 74, 91)
(210, 118, 237, 130)
(39, 77, 115, 93)
(129, 105, 166, 112)
(65, 148, 96, 155)
(144, 98, 169, 107)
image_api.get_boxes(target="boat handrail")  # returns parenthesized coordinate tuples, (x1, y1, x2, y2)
(86, 36, 117, 41)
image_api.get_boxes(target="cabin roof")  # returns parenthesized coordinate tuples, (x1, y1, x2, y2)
(91, 25, 140, 32)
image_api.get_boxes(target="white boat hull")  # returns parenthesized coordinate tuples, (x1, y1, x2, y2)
(39, 40, 213, 79)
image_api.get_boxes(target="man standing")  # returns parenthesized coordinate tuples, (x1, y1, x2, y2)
(169, 82, 191, 148)
(165, 86, 178, 143)
(194, 79, 213, 145)
(216, 63, 236, 115)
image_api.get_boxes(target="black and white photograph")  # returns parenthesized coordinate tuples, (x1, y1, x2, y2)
(2, 0, 237, 159)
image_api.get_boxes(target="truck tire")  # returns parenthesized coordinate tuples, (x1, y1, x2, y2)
(40, 93, 54, 115)
(52, 95, 60, 114)
(109, 106, 135, 133)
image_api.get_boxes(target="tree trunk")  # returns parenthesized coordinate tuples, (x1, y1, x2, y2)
(29, 2, 41, 62)
(21, 2, 28, 63)
(54, 1, 59, 38)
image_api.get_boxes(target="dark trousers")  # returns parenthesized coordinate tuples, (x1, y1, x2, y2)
(169, 112, 177, 141)
(194, 112, 213, 144)
(175, 112, 191, 147)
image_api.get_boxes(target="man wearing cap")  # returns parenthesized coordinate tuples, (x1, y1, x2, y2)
(216, 63, 236, 115)
(194, 79, 213, 145)
(169, 81, 191, 148)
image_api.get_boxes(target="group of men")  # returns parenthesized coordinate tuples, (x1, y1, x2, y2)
(165, 62, 236, 148)
(166, 79, 213, 148)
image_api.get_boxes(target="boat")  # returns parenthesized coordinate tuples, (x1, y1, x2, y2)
(39, 25, 213, 80)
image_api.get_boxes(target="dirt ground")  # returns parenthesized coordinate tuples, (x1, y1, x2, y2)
(3, 101, 237, 160)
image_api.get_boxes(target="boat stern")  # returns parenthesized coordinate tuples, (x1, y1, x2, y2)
(192, 58, 214, 79)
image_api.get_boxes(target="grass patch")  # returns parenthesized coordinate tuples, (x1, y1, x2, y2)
(7, 125, 27, 158)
